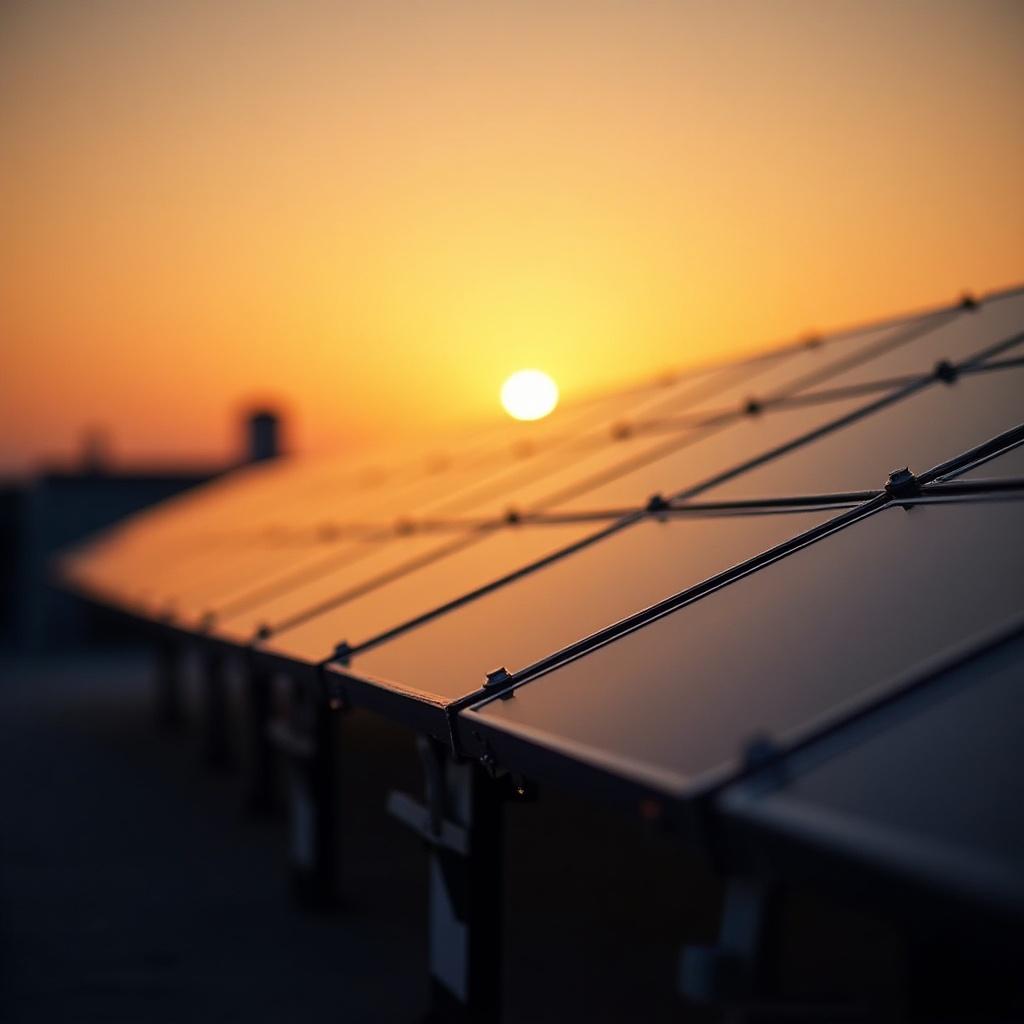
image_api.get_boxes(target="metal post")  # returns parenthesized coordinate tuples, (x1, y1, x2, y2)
(243, 664, 276, 816)
(154, 637, 185, 732)
(390, 738, 505, 1022)
(200, 648, 232, 770)
(679, 875, 782, 1007)
(276, 676, 340, 910)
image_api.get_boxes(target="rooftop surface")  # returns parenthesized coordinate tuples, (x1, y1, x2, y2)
(1, 650, 756, 1022)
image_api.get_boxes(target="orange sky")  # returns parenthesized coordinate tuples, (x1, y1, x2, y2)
(1, 0, 1022, 474)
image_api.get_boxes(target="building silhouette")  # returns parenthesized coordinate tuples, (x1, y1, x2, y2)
(1, 410, 282, 649)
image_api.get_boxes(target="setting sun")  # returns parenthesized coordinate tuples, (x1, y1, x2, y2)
(500, 370, 560, 422)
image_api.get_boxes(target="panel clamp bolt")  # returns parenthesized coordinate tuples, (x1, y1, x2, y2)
(484, 666, 512, 689)
(884, 466, 921, 500)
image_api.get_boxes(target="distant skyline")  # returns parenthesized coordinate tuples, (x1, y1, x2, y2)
(2, 0, 1022, 473)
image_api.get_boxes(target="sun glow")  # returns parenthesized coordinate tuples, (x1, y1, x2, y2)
(500, 369, 560, 422)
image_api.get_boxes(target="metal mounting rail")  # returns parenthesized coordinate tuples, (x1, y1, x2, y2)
(918, 423, 1024, 484)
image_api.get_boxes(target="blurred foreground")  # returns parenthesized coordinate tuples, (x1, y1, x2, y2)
(1, 650, 733, 1022)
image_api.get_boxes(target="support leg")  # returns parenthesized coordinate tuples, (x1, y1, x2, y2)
(391, 738, 505, 1022)
(277, 676, 340, 910)
(243, 665, 276, 817)
(154, 637, 185, 733)
(200, 648, 232, 770)
(679, 875, 782, 1009)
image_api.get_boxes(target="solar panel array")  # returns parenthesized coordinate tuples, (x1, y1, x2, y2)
(62, 285, 1024, 1000)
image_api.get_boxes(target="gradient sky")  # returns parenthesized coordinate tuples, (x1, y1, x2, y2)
(1, 0, 1021, 473)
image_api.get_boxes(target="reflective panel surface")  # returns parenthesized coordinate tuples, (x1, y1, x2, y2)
(263, 520, 603, 665)
(462, 499, 1024, 795)
(212, 530, 483, 642)
(799, 289, 1024, 393)
(545, 393, 872, 513)
(647, 319, 910, 421)
(700, 364, 1024, 501)
(720, 630, 1024, 913)
(341, 508, 833, 701)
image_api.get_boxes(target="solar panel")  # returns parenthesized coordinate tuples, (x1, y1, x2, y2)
(717, 624, 1024, 921)
(325, 508, 836, 703)
(632, 318, 914, 423)
(456, 496, 1024, 805)
(697, 362, 1023, 501)
(485, 307, 988, 517)
(549, 394, 886, 513)
(540, 392, 877, 514)
(60, 449, 443, 606)
(188, 533, 470, 634)
(549, 345, 1023, 516)
(258, 520, 604, 668)
(784, 289, 1024, 393)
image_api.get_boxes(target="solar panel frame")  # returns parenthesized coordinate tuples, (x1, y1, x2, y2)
(715, 616, 1024, 925)
(301, 496, 877, 743)
(251, 517, 625, 661)
(541, 333, 1022, 517)
(691, 361, 1024, 504)
(451, 483, 1024, 828)
(621, 292, 1024, 438)
(333, 506, 846, 699)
